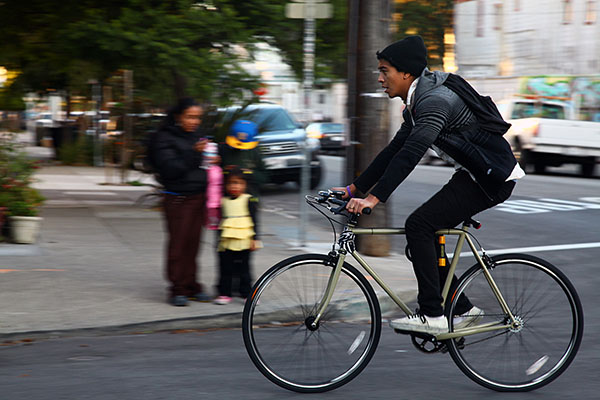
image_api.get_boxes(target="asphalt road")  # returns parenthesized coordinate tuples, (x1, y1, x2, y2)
(0, 325, 595, 400)
(1, 156, 598, 399)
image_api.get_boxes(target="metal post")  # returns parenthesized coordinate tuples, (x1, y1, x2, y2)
(345, 0, 360, 185)
(92, 81, 102, 167)
(298, 0, 316, 247)
(120, 69, 133, 183)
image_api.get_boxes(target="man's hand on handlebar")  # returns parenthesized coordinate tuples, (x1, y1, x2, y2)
(346, 194, 380, 215)
(328, 185, 379, 214)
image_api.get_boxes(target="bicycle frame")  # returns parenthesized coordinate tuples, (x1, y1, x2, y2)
(311, 224, 519, 340)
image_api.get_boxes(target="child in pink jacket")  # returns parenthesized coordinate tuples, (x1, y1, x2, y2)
(203, 141, 222, 230)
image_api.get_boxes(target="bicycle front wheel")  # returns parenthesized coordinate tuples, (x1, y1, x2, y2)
(446, 254, 583, 391)
(242, 254, 382, 393)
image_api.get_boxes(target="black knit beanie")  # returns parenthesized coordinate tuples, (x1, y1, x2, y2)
(376, 35, 427, 77)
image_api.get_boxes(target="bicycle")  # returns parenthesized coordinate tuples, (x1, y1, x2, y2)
(242, 190, 583, 393)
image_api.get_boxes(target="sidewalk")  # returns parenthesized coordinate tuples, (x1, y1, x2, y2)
(0, 164, 417, 340)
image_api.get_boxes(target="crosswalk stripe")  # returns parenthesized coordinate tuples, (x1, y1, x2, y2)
(496, 198, 600, 214)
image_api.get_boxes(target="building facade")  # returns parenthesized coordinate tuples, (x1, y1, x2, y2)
(454, 0, 599, 78)
(240, 42, 346, 123)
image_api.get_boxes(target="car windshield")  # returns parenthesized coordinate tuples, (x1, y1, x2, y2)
(511, 102, 565, 119)
(320, 123, 343, 132)
(512, 102, 537, 119)
(539, 104, 565, 119)
(244, 108, 298, 133)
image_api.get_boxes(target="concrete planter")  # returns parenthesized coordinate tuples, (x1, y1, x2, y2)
(9, 216, 43, 244)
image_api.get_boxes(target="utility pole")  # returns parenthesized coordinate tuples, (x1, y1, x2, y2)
(346, 0, 392, 256)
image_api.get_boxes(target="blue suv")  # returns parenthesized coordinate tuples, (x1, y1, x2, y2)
(213, 103, 322, 189)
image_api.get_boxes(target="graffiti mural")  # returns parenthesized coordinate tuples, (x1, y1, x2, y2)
(519, 76, 600, 121)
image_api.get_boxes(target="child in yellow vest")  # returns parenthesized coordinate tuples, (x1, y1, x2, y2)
(214, 166, 261, 305)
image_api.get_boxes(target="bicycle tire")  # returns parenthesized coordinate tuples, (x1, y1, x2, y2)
(242, 253, 382, 393)
(446, 253, 583, 391)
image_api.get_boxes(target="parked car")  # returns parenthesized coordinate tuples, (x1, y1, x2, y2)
(210, 103, 322, 189)
(306, 122, 345, 153)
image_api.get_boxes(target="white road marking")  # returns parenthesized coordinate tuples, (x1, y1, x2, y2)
(496, 198, 600, 214)
(540, 198, 600, 208)
(451, 242, 600, 258)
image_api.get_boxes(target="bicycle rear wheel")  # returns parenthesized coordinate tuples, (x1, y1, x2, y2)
(446, 254, 583, 391)
(242, 253, 381, 393)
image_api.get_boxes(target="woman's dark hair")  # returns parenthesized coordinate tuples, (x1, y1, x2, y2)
(224, 165, 252, 183)
(162, 97, 200, 128)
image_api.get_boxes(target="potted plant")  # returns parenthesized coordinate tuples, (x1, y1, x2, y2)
(0, 133, 45, 243)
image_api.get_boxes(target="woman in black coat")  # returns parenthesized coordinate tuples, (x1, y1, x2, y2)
(152, 97, 212, 306)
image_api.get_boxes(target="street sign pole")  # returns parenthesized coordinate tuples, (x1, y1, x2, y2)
(299, 1, 315, 247)
(285, 0, 331, 247)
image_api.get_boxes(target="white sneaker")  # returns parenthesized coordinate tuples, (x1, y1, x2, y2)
(453, 306, 484, 329)
(390, 314, 448, 335)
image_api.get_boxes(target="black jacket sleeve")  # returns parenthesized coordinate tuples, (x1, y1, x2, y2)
(355, 96, 451, 202)
(353, 108, 413, 194)
(249, 197, 259, 239)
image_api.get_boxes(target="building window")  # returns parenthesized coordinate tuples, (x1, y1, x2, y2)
(494, 3, 503, 30)
(318, 93, 326, 104)
(476, 0, 484, 37)
(563, 0, 573, 24)
(585, 0, 597, 24)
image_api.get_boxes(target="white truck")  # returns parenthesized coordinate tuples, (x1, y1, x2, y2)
(497, 97, 600, 177)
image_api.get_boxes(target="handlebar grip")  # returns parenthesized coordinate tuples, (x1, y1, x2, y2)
(361, 208, 372, 215)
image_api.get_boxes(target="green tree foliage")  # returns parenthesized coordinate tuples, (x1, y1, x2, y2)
(393, 0, 454, 70)
(0, 0, 349, 107)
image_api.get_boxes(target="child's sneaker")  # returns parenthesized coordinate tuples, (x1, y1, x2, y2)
(213, 296, 233, 305)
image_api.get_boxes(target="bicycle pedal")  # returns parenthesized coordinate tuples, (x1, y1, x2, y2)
(409, 333, 444, 354)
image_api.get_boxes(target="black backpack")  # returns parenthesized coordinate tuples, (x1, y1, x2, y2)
(443, 74, 511, 135)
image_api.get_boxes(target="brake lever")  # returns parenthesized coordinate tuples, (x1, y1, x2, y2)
(331, 204, 347, 215)
(332, 190, 346, 200)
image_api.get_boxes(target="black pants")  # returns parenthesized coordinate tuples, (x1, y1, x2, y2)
(163, 193, 206, 297)
(405, 170, 515, 317)
(218, 249, 252, 298)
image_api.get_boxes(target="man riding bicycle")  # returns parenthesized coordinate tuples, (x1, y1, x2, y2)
(335, 35, 524, 335)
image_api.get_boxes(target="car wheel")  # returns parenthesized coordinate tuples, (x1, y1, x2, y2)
(580, 159, 596, 177)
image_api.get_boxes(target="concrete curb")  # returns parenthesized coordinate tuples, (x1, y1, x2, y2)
(0, 312, 244, 341)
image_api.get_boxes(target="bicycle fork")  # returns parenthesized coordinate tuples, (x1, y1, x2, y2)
(310, 250, 347, 329)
